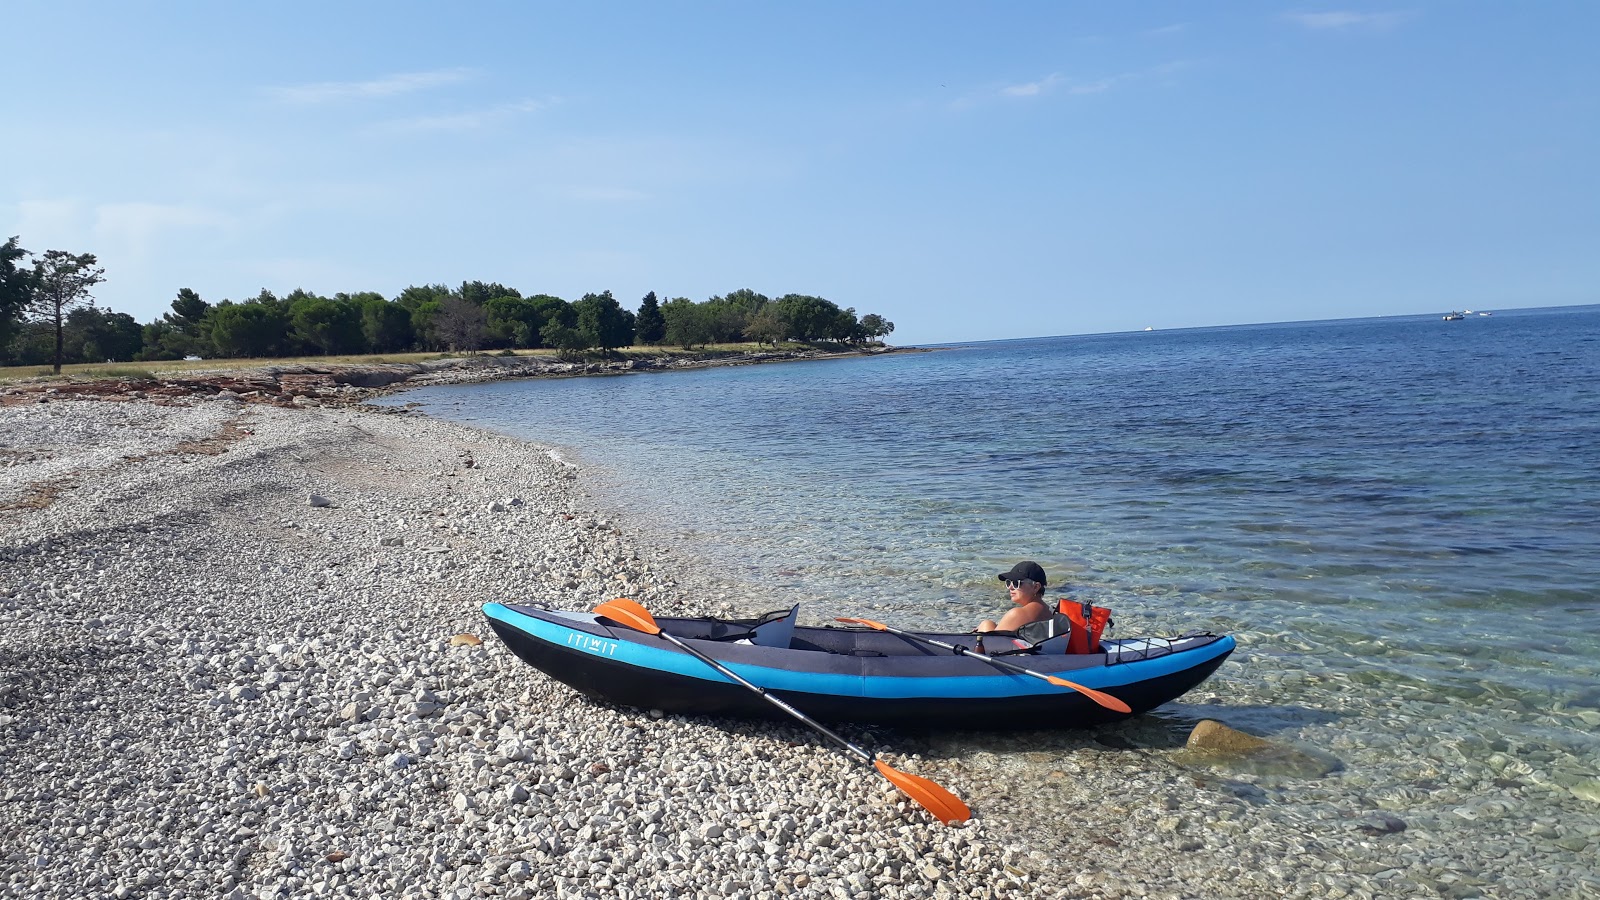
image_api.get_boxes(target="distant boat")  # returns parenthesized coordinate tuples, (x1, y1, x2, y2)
(1143, 326, 1154, 332)
(1479, 311, 1492, 316)
(1443, 312, 1465, 321)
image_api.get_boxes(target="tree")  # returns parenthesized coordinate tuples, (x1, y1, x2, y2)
(458, 280, 521, 307)
(827, 306, 865, 343)
(661, 296, 712, 349)
(396, 284, 453, 351)
(486, 295, 556, 349)
(721, 288, 769, 315)
(136, 320, 197, 361)
(859, 313, 894, 342)
(209, 300, 291, 358)
(25, 250, 106, 374)
(0, 236, 31, 360)
(358, 297, 414, 353)
(634, 291, 665, 345)
(395, 283, 453, 312)
(540, 321, 588, 355)
(574, 290, 635, 352)
(700, 296, 749, 343)
(166, 288, 210, 334)
(66, 307, 143, 362)
(773, 294, 842, 342)
(530, 295, 575, 338)
(433, 296, 488, 351)
(289, 293, 365, 355)
(744, 304, 788, 347)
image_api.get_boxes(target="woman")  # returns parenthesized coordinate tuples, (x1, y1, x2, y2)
(977, 561, 1055, 633)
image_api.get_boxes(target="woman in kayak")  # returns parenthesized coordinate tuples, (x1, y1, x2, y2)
(978, 561, 1055, 633)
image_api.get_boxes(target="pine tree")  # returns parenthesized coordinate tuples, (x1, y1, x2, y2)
(635, 291, 666, 345)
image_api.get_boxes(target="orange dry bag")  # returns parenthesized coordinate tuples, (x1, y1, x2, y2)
(1058, 599, 1113, 654)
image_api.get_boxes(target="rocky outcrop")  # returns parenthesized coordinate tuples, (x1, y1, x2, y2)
(0, 346, 918, 408)
(1180, 719, 1342, 778)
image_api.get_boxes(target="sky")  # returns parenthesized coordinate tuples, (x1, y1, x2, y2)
(2, 2, 1596, 345)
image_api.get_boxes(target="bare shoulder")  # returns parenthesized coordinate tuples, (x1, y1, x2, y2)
(997, 602, 1051, 631)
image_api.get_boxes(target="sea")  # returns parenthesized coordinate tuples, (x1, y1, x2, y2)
(376, 305, 1600, 871)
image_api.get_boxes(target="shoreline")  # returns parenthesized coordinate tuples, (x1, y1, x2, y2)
(0, 345, 929, 409)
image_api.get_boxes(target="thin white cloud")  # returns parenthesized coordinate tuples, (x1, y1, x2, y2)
(267, 68, 478, 104)
(1144, 23, 1189, 38)
(978, 62, 1188, 107)
(379, 98, 553, 134)
(1001, 74, 1067, 98)
(1284, 10, 1414, 31)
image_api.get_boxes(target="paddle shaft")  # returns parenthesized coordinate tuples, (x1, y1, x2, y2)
(881, 624, 1045, 672)
(835, 616, 1133, 714)
(654, 629, 874, 768)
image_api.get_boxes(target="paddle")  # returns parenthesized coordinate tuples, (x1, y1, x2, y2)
(592, 598, 971, 825)
(835, 617, 1133, 714)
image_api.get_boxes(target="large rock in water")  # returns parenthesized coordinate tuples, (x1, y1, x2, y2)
(1187, 720, 1274, 753)
(1181, 719, 1342, 778)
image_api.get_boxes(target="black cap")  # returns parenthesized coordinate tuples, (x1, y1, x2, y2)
(998, 561, 1047, 586)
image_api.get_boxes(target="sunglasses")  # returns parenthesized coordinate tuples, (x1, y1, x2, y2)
(1006, 579, 1038, 590)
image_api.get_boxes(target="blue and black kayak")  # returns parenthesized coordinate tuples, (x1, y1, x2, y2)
(482, 602, 1234, 729)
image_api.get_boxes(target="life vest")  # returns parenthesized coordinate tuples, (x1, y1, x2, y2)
(1059, 599, 1112, 654)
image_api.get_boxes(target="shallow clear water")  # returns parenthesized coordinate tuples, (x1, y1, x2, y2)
(381, 306, 1600, 768)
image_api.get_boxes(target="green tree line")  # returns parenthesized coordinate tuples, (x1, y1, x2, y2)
(0, 236, 894, 370)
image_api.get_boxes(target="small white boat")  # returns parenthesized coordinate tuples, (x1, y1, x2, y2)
(1443, 312, 1465, 321)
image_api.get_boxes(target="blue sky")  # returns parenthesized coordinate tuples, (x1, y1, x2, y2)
(3, 2, 1595, 345)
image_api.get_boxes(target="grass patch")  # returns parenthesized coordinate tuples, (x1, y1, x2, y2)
(0, 476, 74, 511)
(0, 342, 877, 384)
(79, 366, 158, 381)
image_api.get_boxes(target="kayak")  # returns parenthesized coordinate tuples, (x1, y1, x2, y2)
(484, 603, 1233, 728)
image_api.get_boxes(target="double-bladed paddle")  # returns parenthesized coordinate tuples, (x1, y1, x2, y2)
(835, 617, 1133, 714)
(592, 598, 971, 825)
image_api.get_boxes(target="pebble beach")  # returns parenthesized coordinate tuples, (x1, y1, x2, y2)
(3, 386, 1596, 899)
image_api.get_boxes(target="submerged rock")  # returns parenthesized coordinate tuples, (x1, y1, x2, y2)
(1187, 720, 1273, 754)
(1354, 812, 1408, 835)
(1563, 776, 1600, 805)
(1179, 719, 1342, 778)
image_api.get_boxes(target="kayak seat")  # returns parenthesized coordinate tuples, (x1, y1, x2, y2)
(1011, 614, 1075, 654)
(750, 605, 799, 648)
(707, 605, 799, 648)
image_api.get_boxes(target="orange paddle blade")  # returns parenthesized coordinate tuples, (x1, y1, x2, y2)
(593, 598, 660, 634)
(1042, 675, 1133, 713)
(836, 616, 888, 630)
(875, 760, 971, 824)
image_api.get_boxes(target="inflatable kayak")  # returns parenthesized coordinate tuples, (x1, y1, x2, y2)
(483, 602, 1234, 728)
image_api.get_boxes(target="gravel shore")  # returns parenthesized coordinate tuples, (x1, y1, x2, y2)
(1, 397, 1024, 900)
(5, 395, 1594, 899)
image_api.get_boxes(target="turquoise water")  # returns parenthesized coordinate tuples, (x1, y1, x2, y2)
(381, 307, 1600, 742)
